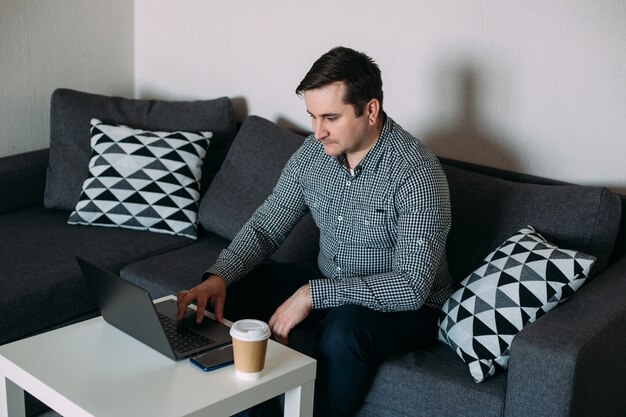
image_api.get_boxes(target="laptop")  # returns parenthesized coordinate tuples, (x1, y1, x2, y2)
(77, 257, 232, 361)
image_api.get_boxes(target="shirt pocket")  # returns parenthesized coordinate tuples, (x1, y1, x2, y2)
(350, 205, 395, 248)
(306, 192, 334, 232)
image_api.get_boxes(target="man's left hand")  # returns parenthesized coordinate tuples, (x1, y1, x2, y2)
(268, 284, 312, 345)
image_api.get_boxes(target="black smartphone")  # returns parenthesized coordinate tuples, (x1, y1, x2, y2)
(190, 344, 234, 372)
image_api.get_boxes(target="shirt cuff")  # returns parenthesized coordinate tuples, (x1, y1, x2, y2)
(309, 278, 339, 310)
(205, 261, 239, 287)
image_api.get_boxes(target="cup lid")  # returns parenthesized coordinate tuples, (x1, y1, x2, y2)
(230, 319, 271, 341)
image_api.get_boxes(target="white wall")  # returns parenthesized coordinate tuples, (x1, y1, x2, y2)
(135, 0, 626, 193)
(2, 2, 623, 191)
(0, 0, 134, 157)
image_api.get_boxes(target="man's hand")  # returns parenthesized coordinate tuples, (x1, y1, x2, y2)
(176, 274, 226, 324)
(268, 284, 312, 345)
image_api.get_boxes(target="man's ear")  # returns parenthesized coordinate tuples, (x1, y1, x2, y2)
(365, 99, 381, 125)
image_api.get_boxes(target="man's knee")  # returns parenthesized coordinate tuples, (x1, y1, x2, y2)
(313, 305, 373, 360)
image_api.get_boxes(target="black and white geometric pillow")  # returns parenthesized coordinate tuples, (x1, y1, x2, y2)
(68, 119, 212, 239)
(437, 226, 595, 383)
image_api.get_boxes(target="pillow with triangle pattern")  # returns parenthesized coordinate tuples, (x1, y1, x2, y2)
(68, 119, 212, 239)
(437, 225, 596, 383)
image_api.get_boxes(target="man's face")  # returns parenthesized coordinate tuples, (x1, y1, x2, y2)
(303, 82, 378, 164)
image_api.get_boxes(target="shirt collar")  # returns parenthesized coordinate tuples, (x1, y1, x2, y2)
(337, 113, 392, 177)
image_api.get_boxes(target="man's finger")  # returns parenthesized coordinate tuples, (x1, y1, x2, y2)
(195, 295, 208, 323)
(176, 290, 191, 320)
(213, 296, 225, 323)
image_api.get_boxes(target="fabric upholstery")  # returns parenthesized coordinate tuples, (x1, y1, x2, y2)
(504, 256, 626, 417)
(0, 149, 48, 215)
(0, 206, 193, 345)
(357, 343, 507, 417)
(199, 115, 319, 263)
(442, 164, 621, 284)
(120, 235, 231, 299)
(44, 88, 236, 210)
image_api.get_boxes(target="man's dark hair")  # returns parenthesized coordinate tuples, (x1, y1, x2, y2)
(296, 46, 384, 117)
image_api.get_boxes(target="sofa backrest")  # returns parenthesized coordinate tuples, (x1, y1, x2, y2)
(611, 194, 626, 264)
(44, 88, 238, 211)
(196, 116, 622, 280)
(198, 115, 319, 263)
(441, 160, 622, 285)
(0, 149, 49, 215)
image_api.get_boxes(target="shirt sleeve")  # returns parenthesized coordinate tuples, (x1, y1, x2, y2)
(206, 148, 309, 286)
(309, 160, 451, 312)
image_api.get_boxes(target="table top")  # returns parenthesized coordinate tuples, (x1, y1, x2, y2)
(0, 297, 316, 417)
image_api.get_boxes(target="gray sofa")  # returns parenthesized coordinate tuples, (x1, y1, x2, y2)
(1, 89, 625, 417)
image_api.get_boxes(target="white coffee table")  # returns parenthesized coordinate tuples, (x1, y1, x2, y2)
(0, 295, 316, 417)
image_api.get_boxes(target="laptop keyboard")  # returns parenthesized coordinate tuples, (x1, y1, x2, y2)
(158, 312, 214, 353)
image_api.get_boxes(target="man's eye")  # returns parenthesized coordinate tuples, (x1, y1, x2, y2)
(326, 116, 336, 121)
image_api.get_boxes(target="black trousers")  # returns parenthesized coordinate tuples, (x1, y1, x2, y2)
(225, 262, 439, 417)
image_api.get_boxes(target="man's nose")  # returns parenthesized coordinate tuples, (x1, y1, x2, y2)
(314, 121, 329, 140)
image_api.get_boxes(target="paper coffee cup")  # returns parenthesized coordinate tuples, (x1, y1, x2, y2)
(230, 319, 271, 380)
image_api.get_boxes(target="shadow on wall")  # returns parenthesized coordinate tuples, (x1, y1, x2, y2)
(423, 63, 521, 173)
(230, 97, 249, 123)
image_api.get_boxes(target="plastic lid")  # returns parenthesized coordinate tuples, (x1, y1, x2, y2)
(230, 319, 271, 341)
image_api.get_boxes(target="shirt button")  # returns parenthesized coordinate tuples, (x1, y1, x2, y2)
(364, 219, 370, 226)
(417, 239, 424, 245)
(336, 267, 341, 272)
(338, 215, 343, 221)
(346, 181, 351, 186)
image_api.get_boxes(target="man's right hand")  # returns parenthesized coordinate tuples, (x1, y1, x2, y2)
(176, 274, 227, 324)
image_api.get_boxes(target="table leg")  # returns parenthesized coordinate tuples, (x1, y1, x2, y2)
(284, 380, 314, 417)
(1, 376, 26, 417)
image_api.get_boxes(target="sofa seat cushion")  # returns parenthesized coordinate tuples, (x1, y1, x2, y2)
(357, 342, 507, 417)
(120, 234, 231, 300)
(0, 206, 193, 344)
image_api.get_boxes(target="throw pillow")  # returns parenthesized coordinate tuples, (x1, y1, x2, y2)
(44, 89, 237, 210)
(68, 119, 211, 239)
(437, 226, 596, 383)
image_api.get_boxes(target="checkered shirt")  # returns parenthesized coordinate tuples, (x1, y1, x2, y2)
(207, 116, 452, 312)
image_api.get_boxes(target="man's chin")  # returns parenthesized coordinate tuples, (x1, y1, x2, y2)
(322, 144, 341, 157)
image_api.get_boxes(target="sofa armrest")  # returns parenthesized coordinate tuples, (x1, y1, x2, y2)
(0, 149, 49, 214)
(504, 256, 626, 417)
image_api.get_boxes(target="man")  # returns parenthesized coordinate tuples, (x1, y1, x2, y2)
(177, 46, 452, 417)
